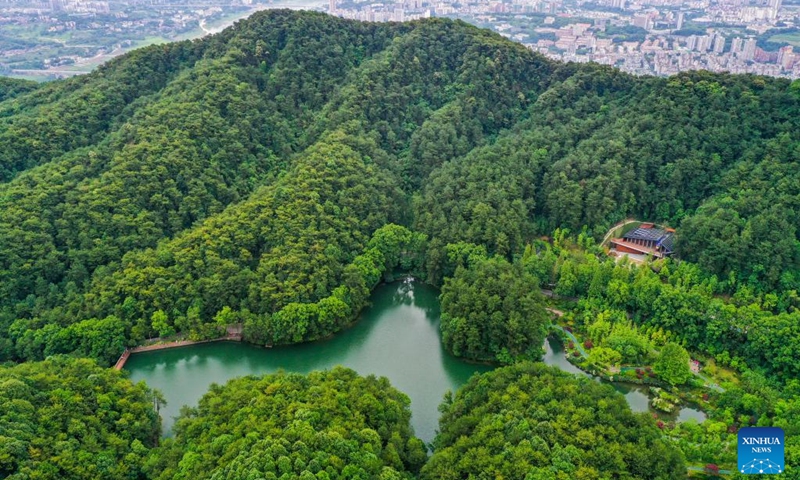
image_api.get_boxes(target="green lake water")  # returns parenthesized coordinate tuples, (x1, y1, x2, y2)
(126, 278, 705, 444)
(126, 278, 491, 444)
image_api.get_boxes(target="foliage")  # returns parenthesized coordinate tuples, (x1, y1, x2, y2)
(1, 9, 800, 476)
(604, 321, 652, 364)
(416, 70, 800, 291)
(422, 362, 686, 479)
(0, 77, 38, 102)
(527, 240, 800, 381)
(654, 343, 692, 386)
(146, 367, 426, 480)
(2, 12, 800, 366)
(666, 373, 800, 475)
(440, 255, 549, 363)
(588, 345, 623, 367)
(0, 356, 161, 480)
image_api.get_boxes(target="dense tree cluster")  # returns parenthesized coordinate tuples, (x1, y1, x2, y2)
(0, 77, 37, 102)
(415, 72, 800, 291)
(422, 362, 686, 479)
(146, 367, 427, 480)
(440, 255, 549, 363)
(2, 9, 800, 478)
(0, 356, 161, 480)
(2, 10, 800, 366)
(0, 12, 555, 364)
(523, 238, 800, 380)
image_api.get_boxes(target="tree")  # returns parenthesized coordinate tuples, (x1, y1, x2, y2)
(0, 357, 160, 479)
(147, 367, 425, 480)
(654, 343, 693, 386)
(589, 346, 623, 367)
(440, 255, 549, 363)
(422, 362, 686, 479)
(151, 310, 174, 338)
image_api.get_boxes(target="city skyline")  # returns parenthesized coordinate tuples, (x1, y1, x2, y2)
(2, 0, 800, 79)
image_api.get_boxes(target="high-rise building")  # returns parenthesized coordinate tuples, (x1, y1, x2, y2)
(329, 0, 335, 13)
(743, 38, 757, 61)
(633, 14, 651, 30)
(778, 45, 794, 70)
(696, 35, 712, 52)
(676, 12, 684, 30)
(713, 34, 725, 54)
(731, 37, 744, 55)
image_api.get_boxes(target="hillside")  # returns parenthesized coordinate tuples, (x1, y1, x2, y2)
(1, 9, 799, 380)
(2, 9, 800, 478)
(1, 10, 799, 369)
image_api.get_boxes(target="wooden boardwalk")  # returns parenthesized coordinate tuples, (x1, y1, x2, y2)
(114, 326, 243, 370)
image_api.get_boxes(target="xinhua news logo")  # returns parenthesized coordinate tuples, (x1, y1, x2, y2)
(738, 427, 785, 474)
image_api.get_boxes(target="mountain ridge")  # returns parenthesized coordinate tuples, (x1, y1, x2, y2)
(0, 10, 798, 374)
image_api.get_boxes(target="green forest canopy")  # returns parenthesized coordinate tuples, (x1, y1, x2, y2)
(1, 11, 799, 368)
(1, 8, 800, 479)
(145, 367, 427, 480)
(422, 362, 686, 479)
(0, 356, 161, 480)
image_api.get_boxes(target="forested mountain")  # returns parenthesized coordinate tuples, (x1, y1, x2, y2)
(2, 10, 799, 369)
(145, 367, 427, 479)
(2, 9, 800, 477)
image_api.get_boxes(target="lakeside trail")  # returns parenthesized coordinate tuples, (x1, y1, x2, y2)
(114, 329, 242, 370)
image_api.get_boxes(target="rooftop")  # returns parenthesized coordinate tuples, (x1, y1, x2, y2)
(624, 227, 670, 242)
(620, 225, 675, 254)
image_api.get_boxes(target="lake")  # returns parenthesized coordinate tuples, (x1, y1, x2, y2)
(126, 278, 705, 444)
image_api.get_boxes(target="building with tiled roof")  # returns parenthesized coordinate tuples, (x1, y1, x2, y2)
(609, 223, 675, 258)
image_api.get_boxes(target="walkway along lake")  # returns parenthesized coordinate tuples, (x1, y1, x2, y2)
(125, 278, 705, 445)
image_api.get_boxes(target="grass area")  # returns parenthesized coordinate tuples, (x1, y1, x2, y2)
(769, 32, 800, 47)
(700, 358, 740, 386)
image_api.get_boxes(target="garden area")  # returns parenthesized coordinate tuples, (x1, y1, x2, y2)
(546, 304, 745, 474)
(549, 296, 757, 478)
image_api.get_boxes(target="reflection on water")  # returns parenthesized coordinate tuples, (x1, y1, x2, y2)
(127, 281, 705, 446)
(127, 281, 491, 444)
(542, 336, 707, 423)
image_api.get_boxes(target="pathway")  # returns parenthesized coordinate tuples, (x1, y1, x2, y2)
(687, 465, 733, 475)
(113, 328, 242, 370)
(545, 307, 724, 392)
(600, 218, 640, 247)
(546, 307, 588, 358)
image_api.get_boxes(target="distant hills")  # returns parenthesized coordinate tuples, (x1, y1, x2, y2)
(0, 10, 799, 365)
